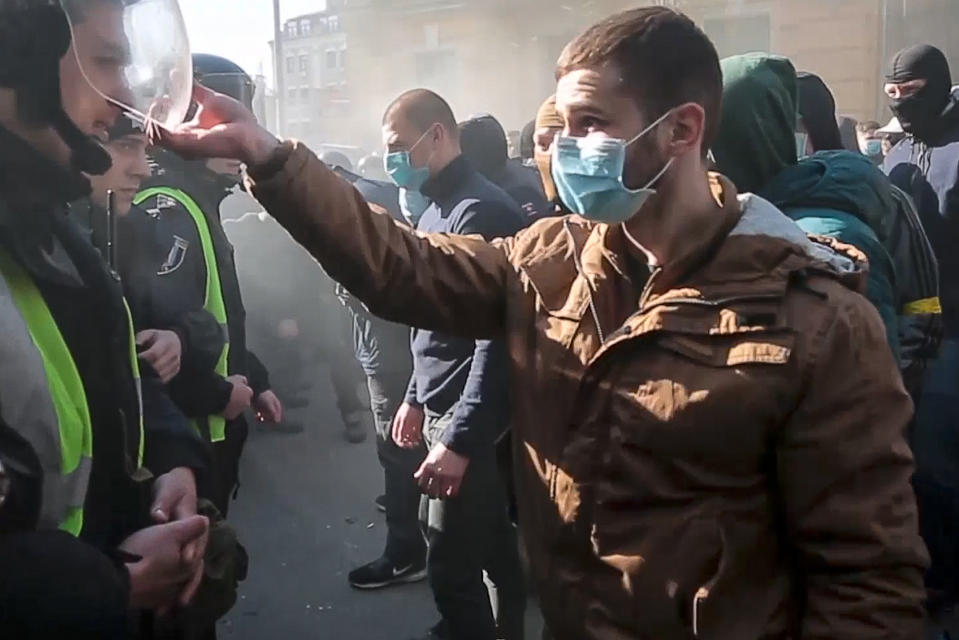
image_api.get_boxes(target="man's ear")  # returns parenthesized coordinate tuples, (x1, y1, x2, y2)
(665, 102, 706, 157)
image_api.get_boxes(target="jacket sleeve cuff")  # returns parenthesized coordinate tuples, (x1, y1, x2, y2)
(143, 432, 210, 481)
(213, 376, 234, 415)
(247, 141, 296, 184)
(439, 427, 475, 457)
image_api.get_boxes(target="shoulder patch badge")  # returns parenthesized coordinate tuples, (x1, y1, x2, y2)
(158, 235, 190, 275)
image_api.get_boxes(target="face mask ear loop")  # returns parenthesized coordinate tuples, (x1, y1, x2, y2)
(624, 108, 675, 148)
(408, 124, 439, 171)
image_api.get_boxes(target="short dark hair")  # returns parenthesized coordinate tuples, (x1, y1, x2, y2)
(383, 88, 459, 140)
(556, 7, 722, 152)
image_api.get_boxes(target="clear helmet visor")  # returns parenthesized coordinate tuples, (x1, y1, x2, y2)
(60, 0, 192, 131)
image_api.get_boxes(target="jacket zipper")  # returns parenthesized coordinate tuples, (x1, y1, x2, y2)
(692, 586, 709, 636)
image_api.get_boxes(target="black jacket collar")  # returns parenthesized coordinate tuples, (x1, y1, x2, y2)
(421, 154, 471, 207)
(0, 124, 91, 212)
(0, 125, 93, 288)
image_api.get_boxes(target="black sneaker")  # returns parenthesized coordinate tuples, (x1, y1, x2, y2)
(348, 555, 426, 590)
(374, 494, 386, 513)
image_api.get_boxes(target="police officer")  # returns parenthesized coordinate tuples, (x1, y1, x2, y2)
(0, 0, 209, 636)
(136, 53, 283, 516)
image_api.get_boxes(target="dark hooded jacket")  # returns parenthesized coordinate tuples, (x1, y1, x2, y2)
(883, 81, 959, 337)
(714, 53, 901, 359)
(797, 72, 845, 152)
(460, 115, 551, 222)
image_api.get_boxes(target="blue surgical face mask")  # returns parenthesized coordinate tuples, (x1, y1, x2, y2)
(795, 132, 810, 159)
(864, 138, 883, 157)
(550, 109, 674, 224)
(399, 187, 431, 226)
(385, 127, 434, 191)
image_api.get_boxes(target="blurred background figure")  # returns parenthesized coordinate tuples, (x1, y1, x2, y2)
(320, 150, 354, 171)
(877, 117, 907, 155)
(358, 152, 390, 181)
(531, 95, 566, 215)
(459, 114, 549, 222)
(856, 120, 885, 163)
(796, 71, 845, 154)
(838, 115, 863, 152)
(505, 129, 521, 159)
(519, 120, 536, 168)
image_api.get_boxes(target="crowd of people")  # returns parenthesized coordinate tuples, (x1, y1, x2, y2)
(4, 1, 959, 640)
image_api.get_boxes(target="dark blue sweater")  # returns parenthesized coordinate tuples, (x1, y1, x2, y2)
(404, 155, 526, 455)
(884, 103, 959, 335)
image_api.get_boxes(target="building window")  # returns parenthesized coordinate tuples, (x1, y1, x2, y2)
(338, 49, 346, 69)
(318, 17, 327, 32)
(300, 87, 310, 101)
(286, 21, 298, 38)
(287, 87, 296, 102)
(328, 15, 339, 32)
(326, 49, 337, 69)
(286, 56, 295, 74)
(299, 54, 309, 74)
(300, 19, 311, 36)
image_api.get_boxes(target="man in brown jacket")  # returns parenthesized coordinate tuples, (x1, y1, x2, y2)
(161, 7, 928, 640)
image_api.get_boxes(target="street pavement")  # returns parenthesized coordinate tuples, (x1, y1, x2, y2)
(219, 367, 540, 639)
(219, 369, 436, 639)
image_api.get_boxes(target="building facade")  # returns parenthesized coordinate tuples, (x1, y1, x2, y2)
(333, 0, 959, 153)
(274, 0, 350, 149)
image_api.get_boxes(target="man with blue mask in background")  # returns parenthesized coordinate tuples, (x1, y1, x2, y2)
(161, 7, 928, 639)
(379, 89, 528, 640)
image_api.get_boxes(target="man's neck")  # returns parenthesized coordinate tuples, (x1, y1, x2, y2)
(622, 159, 716, 268)
(429, 144, 462, 178)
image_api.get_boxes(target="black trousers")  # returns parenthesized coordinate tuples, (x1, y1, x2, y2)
(367, 372, 427, 563)
(207, 416, 249, 518)
(422, 411, 526, 640)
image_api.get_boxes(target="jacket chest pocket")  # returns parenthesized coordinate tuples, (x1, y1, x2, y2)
(601, 330, 797, 479)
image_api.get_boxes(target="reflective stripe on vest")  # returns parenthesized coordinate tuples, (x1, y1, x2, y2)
(0, 250, 92, 535)
(123, 298, 146, 468)
(134, 187, 230, 442)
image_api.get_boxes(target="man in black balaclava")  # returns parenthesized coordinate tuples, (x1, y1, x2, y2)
(882, 43, 959, 633)
(885, 44, 955, 142)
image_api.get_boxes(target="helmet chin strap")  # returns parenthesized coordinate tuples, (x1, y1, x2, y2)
(51, 108, 112, 175)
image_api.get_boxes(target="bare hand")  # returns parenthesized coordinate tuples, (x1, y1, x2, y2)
(137, 329, 182, 383)
(155, 83, 280, 167)
(120, 515, 209, 611)
(415, 443, 470, 499)
(391, 402, 424, 449)
(149, 467, 207, 607)
(254, 390, 283, 424)
(222, 375, 254, 420)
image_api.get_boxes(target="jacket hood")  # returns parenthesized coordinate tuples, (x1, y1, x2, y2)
(713, 53, 798, 195)
(797, 72, 845, 151)
(758, 150, 896, 244)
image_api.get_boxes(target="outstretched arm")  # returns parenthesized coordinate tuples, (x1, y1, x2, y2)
(159, 86, 515, 340)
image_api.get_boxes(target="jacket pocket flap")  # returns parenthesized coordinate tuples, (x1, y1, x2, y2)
(658, 334, 794, 367)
